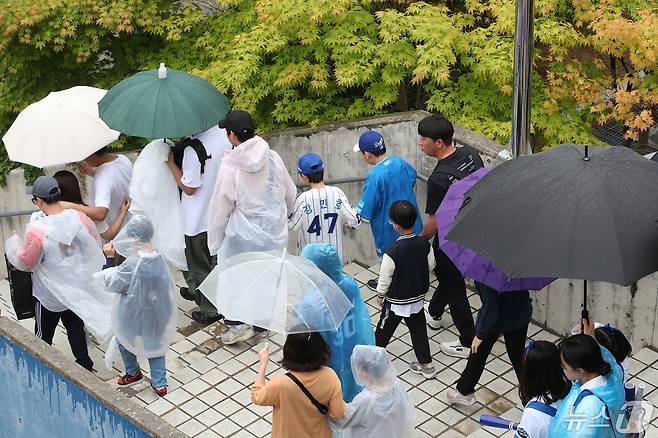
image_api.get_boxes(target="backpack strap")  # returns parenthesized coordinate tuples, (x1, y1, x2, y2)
(188, 138, 211, 174)
(285, 372, 329, 415)
(526, 401, 557, 417)
(573, 389, 611, 420)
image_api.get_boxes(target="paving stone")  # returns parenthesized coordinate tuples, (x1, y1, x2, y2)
(211, 418, 240, 436)
(163, 408, 190, 427)
(178, 418, 207, 437)
(180, 397, 210, 416)
(146, 397, 175, 416)
(196, 408, 223, 427)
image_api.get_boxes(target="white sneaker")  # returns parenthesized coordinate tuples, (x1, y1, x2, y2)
(441, 340, 470, 358)
(252, 330, 269, 343)
(424, 302, 447, 330)
(446, 387, 476, 405)
(221, 325, 254, 345)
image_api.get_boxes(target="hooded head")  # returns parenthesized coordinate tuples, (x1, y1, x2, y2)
(351, 345, 397, 391)
(113, 214, 155, 258)
(301, 244, 343, 283)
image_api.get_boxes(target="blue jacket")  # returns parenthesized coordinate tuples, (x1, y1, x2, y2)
(548, 345, 625, 438)
(302, 244, 376, 402)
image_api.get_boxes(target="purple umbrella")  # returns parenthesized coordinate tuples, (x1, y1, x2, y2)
(436, 167, 554, 291)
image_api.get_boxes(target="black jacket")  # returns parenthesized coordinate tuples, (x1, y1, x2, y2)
(475, 282, 532, 338)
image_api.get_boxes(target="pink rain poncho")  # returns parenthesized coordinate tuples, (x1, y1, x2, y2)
(5, 209, 112, 343)
(206, 135, 296, 259)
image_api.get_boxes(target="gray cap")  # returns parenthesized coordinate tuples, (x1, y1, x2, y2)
(26, 176, 61, 200)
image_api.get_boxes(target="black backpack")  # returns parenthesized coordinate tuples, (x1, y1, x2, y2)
(171, 137, 212, 175)
(5, 255, 34, 320)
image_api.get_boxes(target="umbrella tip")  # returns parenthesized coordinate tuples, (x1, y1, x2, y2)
(158, 63, 167, 79)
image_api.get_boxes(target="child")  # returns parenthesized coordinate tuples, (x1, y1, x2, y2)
(331, 345, 415, 437)
(516, 341, 571, 438)
(375, 200, 435, 378)
(353, 131, 423, 290)
(549, 318, 625, 437)
(301, 243, 375, 401)
(101, 215, 177, 396)
(288, 153, 360, 262)
(595, 324, 632, 383)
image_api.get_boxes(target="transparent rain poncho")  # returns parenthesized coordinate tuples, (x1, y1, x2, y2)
(199, 249, 352, 334)
(98, 215, 178, 358)
(206, 136, 296, 259)
(301, 244, 375, 402)
(331, 345, 416, 438)
(129, 139, 187, 270)
(5, 209, 112, 343)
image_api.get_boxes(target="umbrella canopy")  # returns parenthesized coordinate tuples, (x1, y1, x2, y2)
(198, 250, 353, 335)
(2, 86, 120, 168)
(447, 144, 658, 286)
(436, 167, 554, 291)
(98, 64, 229, 138)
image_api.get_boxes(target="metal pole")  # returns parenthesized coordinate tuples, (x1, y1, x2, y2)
(510, 0, 535, 157)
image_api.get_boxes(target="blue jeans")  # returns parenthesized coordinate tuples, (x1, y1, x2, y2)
(118, 343, 167, 388)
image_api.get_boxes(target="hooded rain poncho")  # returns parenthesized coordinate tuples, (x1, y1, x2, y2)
(548, 344, 625, 438)
(331, 345, 415, 437)
(97, 215, 178, 358)
(301, 244, 375, 402)
(5, 209, 112, 343)
(206, 136, 296, 259)
(129, 139, 187, 270)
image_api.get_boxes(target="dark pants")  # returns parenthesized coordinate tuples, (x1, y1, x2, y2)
(428, 246, 476, 347)
(455, 325, 528, 395)
(184, 232, 217, 317)
(375, 304, 431, 364)
(34, 300, 93, 371)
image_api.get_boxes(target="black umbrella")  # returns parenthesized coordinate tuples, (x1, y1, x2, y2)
(446, 144, 658, 318)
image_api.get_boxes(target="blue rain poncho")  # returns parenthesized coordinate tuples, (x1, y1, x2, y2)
(548, 345, 625, 438)
(301, 244, 375, 402)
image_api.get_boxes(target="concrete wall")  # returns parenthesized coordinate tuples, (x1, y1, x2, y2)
(0, 316, 185, 438)
(1, 110, 656, 352)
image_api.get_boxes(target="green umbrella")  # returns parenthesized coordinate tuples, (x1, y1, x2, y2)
(98, 63, 230, 138)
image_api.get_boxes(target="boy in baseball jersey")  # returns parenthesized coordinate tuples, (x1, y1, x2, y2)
(288, 153, 360, 262)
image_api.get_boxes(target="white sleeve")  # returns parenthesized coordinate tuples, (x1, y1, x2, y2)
(515, 406, 549, 438)
(287, 195, 305, 231)
(376, 253, 396, 298)
(181, 147, 202, 188)
(93, 175, 112, 209)
(337, 188, 360, 228)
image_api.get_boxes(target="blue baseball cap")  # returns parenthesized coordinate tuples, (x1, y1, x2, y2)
(297, 153, 324, 175)
(353, 130, 386, 153)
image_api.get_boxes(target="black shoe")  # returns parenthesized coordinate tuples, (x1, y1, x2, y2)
(191, 310, 222, 324)
(180, 286, 195, 301)
(367, 278, 378, 291)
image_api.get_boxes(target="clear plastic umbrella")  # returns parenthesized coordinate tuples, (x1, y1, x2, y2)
(198, 250, 353, 335)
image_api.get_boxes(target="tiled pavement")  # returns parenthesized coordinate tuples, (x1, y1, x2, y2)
(2, 262, 658, 437)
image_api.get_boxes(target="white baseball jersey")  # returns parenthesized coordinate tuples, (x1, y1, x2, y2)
(288, 185, 359, 262)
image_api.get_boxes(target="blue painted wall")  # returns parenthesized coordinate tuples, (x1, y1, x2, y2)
(0, 336, 150, 438)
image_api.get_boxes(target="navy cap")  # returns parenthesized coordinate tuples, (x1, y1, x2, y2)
(298, 153, 324, 175)
(26, 176, 61, 200)
(353, 131, 386, 153)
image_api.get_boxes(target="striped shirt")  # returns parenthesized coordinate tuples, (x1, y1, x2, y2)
(288, 186, 359, 262)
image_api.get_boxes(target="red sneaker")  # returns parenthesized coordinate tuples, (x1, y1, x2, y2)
(150, 383, 167, 397)
(117, 370, 143, 386)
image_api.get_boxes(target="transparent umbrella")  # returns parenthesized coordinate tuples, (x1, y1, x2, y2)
(198, 250, 353, 335)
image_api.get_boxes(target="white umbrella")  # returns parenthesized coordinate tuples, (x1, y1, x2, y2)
(199, 250, 353, 335)
(2, 86, 120, 168)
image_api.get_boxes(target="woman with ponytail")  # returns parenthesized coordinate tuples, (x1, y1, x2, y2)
(548, 318, 625, 437)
